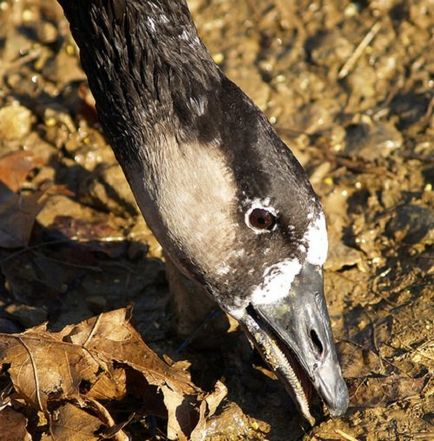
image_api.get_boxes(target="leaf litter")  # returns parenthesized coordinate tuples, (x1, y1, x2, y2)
(0, 308, 226, 440)
(0, 150, 46, 249)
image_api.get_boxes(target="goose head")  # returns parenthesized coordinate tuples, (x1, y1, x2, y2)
(58, 0, 349, 423)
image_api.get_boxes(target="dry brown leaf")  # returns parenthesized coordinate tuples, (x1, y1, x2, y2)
(0, 186, 45, 248)
(0, 151, 38, 193)
(205, 381, 227, 417)
(190, 382, 228, 441)
(0, 329, 102, 410)
(0, 308, 226, 440)
(87, 367, 127, 401)
(42, 402, 102, 441)
(190, 381, 228, 441)
(56, 308, 196, 393)
(162, 385, 189, 441)
(59, 309, 203, 440)
(0, 407, 31, 441)
(200, 402, 268, 440)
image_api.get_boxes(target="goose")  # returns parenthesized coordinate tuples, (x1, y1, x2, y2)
(57, 0, 349, 424)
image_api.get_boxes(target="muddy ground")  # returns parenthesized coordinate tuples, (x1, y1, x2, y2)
(0, 0, 433, 440)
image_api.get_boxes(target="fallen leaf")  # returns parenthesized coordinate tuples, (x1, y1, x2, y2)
(42, 402, 102, 441)
(0, 328, 101, 410)
(0, 308, 226, 440)
(59, 308, 205, 440)
(0, 185, 45, 248)
(200, 402, 268, 440)
(58, 309, 196, 393)
(190, 382, 228, 441)
(0, 151, 38, 192)
(0, 407, 31, 441)
(162, 385, 189, 441)
(205, 381, 228, 417)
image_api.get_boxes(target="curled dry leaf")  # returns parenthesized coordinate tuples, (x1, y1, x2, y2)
(0, 151, 38, 193)
(0, 186, 45, 248)
(190, 381, 229, 441)
(0, 308, 226, 440)
(0, 407, 31, 441)
(198, 402, 269, 440)
(0, 328, 101, 410)
(41, 402, 102, 441)
(0, 150, 46, 248)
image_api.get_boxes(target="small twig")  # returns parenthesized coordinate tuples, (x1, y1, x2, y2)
(0, 49, 41, 86)
(408, 434, 434, 440)
(338, 21, 382, 79)
(349, 377, 368, 401)
(17, 336, 44, 412)
(414, 347, 434, 363)
(364, 310, 385, 372)
(33, 251, 102, 272)
(341, 338, 409, 377)
(100, 413, 135, 440)
(87, 398, 130, 441)
(335, 429, 359, 441)
(393, 334, 434, 362)
(82, 314, 102, 348)
(0, 239, 73, 264)
(173, 308, 222, 356)
(401, 152, 434, 163)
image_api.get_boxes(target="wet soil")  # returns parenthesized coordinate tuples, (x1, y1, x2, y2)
(0, 0, 433, 439)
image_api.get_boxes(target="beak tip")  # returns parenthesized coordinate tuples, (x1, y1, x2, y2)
(328, 380, 349, 417)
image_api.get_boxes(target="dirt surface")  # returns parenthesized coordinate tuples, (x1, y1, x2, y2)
(0, 0, 433, 440)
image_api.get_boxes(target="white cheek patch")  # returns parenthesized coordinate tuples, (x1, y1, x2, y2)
(251, 258, 302, 305)
(304, 212, 328, 266)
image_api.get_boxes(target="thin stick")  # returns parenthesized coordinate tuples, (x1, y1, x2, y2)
(335, 429, 359, 441)
(0, 239, 73, 264)
(82, 313, 102, 348)
(338, 21, 382, 79)
(87, 398, 130, 441)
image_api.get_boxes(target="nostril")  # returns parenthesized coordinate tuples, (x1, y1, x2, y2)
(310, 329, 324, 357)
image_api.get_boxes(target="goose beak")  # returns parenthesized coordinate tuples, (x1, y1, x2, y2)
(239, 263, 348, 424)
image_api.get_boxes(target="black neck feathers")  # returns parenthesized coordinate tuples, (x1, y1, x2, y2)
(59, 0, 222, 161)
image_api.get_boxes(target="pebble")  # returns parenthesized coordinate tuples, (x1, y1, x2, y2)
(0, 317, 21, 333)
(5, 304, 47, 328)
(0, 105, 33, 141)
(345, 121, 403, 160)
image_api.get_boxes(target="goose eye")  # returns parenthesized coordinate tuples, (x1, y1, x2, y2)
(247, 208, 277, 231)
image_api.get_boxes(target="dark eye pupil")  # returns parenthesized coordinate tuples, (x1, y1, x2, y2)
(249, 208, 276, 230)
